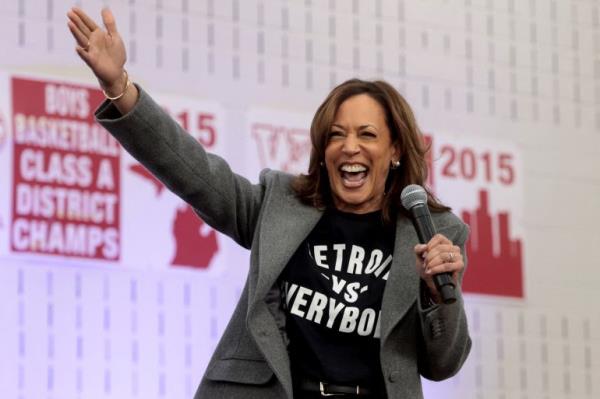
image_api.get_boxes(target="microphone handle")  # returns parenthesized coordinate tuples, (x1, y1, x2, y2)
(411, 204, 457, 304)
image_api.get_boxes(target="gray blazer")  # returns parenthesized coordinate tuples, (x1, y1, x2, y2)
(97, 87, 471, 399)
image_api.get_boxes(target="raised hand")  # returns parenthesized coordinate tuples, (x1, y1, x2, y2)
(67, 7, 127, 96)
(67, 7, 138, 113)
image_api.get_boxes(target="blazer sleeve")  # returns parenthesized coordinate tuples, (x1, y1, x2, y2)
(95, 86, 265, 249)
(416, 222, 472, 381)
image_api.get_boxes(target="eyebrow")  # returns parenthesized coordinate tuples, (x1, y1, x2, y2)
(331, 123, 378, 130)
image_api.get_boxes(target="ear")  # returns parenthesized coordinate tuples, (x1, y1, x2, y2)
(390, 143, 401, 163)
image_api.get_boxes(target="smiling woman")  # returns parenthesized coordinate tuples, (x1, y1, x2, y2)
(67, 7, 472, 399)
(293, 79, 448, 223)
(325, 94, 398, 214)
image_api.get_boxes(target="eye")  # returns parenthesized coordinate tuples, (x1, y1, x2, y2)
(328, 130, 344, 139)
(361, 130, 377, 138)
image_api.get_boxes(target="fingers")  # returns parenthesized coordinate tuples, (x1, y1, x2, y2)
(425, 233, 451, 249)
(101, 8, 118, 36)
(415, 234, 463, 299)
(427, 244, 460, 263)
(414, 240, 459, 263)
(425, 244, 461, 265)
(72, 7, 99, 33)
(415, 233, 463, 276)
(424, 234, 457, 265)
(414, 243, 427, 257)
(424, 245, 462, 274)
(67, 21, 89, 48)
(425, 258, 461, 276)
(67, 10, 92, 39)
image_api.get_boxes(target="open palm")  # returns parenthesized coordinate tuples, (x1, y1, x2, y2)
(67, 7, 126, 90)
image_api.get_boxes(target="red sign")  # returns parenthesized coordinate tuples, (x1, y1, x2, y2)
(461, 190, 523, 297)
(427, 134, 524, 298)
(10, 77, 121, 260)
(129, 163, 219, 269)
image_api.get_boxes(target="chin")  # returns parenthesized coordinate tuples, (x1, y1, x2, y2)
(333, 189, 381, 213)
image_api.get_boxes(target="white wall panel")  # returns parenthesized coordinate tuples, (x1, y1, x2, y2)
(0, 0, 598, 398)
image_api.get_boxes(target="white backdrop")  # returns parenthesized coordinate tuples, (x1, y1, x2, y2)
(0, 1, 599, 399)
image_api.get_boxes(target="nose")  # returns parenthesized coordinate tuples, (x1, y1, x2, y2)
(341, 134, 360, 155)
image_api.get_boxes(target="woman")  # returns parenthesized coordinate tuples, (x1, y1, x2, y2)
(67, 7, 471, 399)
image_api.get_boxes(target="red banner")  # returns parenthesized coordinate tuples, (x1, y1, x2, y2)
(427, 134, 524, 298)
(10, 77, 121, 260)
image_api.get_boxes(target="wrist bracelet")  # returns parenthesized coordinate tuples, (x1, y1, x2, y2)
(102, 70, 131, 101)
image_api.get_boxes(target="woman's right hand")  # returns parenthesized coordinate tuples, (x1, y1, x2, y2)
(67, 7, 127, 96)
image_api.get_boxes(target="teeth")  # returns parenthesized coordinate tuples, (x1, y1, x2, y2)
(340, 164, 367, 173)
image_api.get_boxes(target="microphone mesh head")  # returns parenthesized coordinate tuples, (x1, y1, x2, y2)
(400, 184, 428, 210)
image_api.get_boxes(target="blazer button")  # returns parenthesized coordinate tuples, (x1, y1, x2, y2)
(388, 371, 401, 382)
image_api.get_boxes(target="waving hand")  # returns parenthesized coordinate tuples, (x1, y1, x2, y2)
(67, 7, 137, 112)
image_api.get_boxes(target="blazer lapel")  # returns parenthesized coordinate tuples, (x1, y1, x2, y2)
(252, 193, 322, 306)
(379, 214, 420, 343)
(246, 194, 322, 399)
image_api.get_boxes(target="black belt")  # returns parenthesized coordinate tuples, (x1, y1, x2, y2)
(296, 377, 378, 396)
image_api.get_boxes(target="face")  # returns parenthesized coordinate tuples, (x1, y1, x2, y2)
(324, 94, 399, 214)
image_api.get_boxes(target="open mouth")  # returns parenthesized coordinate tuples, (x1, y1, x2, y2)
(339, 163, 368, 188)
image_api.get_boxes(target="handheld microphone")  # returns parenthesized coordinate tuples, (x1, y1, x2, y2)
(400, 184, 456, 304)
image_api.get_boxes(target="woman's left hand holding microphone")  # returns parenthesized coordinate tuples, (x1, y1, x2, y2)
(414, 234, 464, 304)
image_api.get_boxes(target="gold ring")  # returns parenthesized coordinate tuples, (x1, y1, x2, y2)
(448, 252, 454, 262)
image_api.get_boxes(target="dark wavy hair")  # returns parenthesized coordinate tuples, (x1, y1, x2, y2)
(292, 79, 449, 223)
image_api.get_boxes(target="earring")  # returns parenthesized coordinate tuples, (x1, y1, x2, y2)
(320, 161, 324, 167)
(390, 160, 400, 169)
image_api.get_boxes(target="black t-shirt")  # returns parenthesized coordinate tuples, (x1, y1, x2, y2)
(280, 208, 396, 387)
